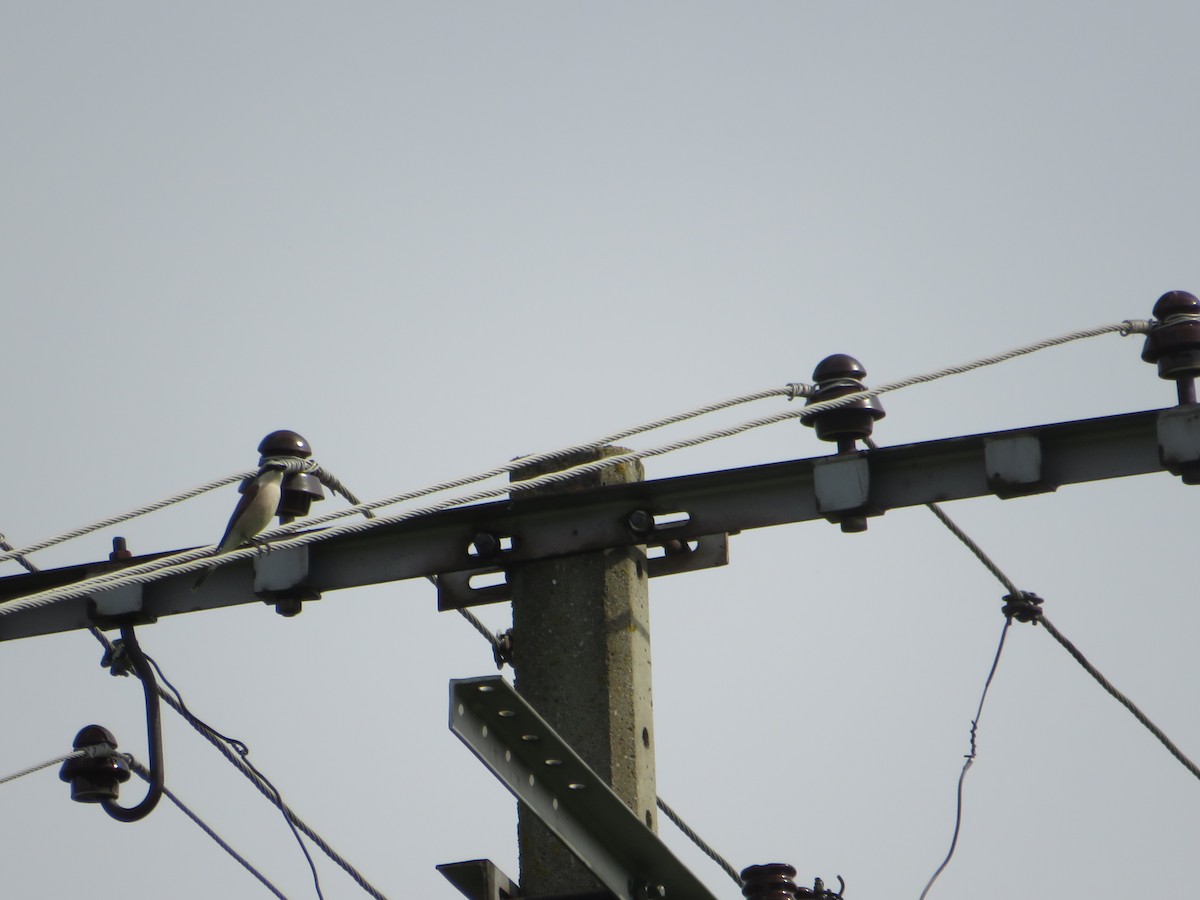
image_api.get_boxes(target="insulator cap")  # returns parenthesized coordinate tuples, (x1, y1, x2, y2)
(1152, 289, 1200, 320)
(71, 724, 118, 750)
(1141, 291, 1200, 380)
(811, 353, 867, 383)
(258, 430, 313, 458)
(60, 725, 130, 804)
(804, 353, 885, 444)
(741, 864, 800, 900)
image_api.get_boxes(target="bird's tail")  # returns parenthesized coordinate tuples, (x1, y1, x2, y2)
(192, 564, 218, 591)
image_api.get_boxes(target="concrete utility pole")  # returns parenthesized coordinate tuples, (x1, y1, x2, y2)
(509, 448, 656, 897)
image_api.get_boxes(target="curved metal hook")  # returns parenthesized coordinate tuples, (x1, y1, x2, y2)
(101, 625, 164, 822)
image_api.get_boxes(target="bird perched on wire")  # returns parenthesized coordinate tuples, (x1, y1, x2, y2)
(193, 461, 288, 590)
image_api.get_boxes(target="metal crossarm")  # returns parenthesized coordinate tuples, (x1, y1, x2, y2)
(0, 407, 1191, 642)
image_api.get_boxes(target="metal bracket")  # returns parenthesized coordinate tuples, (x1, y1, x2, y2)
(437, 534, 729, 611)
(437, 859, 520, 900)
(253, 547, 321, 608)
(812, 455, 870, 514)
(1157, 404, 1200, 483)
(87, 584, 155, 628)
(983, 433, 1052, 498)
(449, 676, 720, 900)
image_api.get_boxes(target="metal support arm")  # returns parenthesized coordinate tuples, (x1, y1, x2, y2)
(0, 407, 1192, 642)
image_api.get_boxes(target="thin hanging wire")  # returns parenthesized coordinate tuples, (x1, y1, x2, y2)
(918, 619, 1012, 900)
(144, 653, 324, 900)
(905, 460, 1200, 900)
(126, 758, 288, 900)
(87, 627, 389, 900)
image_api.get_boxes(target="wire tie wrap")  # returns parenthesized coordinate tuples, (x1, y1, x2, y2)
(784, 382, 811, 401)
(1120, 318, 1155, 336)
(101, 639, 136, 677)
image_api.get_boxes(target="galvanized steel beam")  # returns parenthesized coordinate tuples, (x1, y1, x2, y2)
(449, 676, 720, 900)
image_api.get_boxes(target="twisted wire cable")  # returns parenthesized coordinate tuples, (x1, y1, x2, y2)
(923, 504, 1200, 783)
(0, 470, 256, 566)
(218, 320, 1144, 542)
(308, 465, 376, 519)
(0, 749, 84, 787)
(88, 629, 389, 900)
(865, 437, 1020, 597)
(0, 386, 794, 571)
(0, 319, 1145, 615)
(455, 606, 505, 659)
(194, 386, 808, 541)
(922, 504, 1021, 597)
(0, 534, 39, 574)
(656, 796, 744, 888)
(1037, 614, 1200, 783)
(126, 758, 288, 900)
(0, 457, 370, 568)
(173, 708, 389, 899)
(143, 654, 324, 900)
(8, 528, 376, 897)
(919, 475, 1200, 801)
(262, 460, 375, 521)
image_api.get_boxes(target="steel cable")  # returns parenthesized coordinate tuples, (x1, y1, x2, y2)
(0, 749, 85, 787)
(656, 796, 744, 888)
(126, 758, 288, 900)
(88, 628, 390, 900)
(0, 321, 1148, 618)
(1037, 614, 1200, 783)
(0, 388, 793, 570)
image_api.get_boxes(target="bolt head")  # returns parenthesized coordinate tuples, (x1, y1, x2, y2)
(627, 510, 654, 535)
(471, 532, 501, 556)
(632, 883, 667, 900)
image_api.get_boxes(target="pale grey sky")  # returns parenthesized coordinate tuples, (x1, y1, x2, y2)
(2, 3, 1199, 898)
